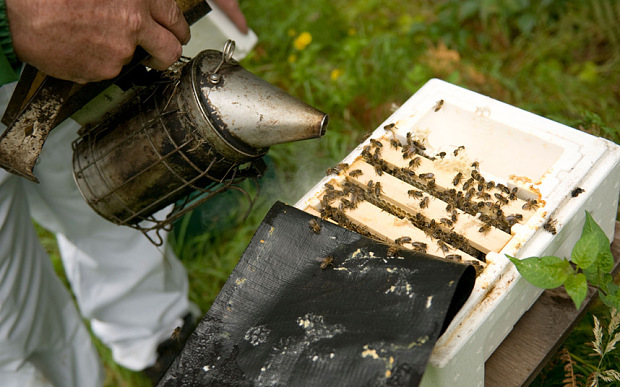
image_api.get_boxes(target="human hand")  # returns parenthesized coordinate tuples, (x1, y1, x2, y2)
(211, 0, 248, 34)
(5, 0, 191, 83)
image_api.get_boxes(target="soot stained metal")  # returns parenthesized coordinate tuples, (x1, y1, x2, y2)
(71, 41, 328, 243)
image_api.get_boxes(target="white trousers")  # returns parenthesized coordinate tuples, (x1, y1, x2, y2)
(0, 84, 194, 386)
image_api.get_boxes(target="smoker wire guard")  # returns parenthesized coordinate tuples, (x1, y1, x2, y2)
(157, 201, 476, 386)
(71, 50, 267, 246)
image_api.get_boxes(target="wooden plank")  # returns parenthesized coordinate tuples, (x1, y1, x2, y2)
(347, 159, 511, 254)
(376, 139, 537, 223)
(332, 199, 480, 264)
(484, 221, 620, 387)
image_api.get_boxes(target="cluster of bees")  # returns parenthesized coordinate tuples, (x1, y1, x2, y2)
(308, 126, 546, 271)
(364, 131, 537, 235)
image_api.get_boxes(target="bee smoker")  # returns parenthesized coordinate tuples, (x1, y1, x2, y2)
(72, 41, 328, 242)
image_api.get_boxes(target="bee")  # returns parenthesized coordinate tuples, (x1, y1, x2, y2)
(308, 218, 322, 234)
(320, 206, 336, 220)
(408, 157, 421, 168)
(418, 172, 434, 180)
(374, 182, 383, 196)
(462, 179, 473, 191)
(324, 182, 335, 191)
(438, 151, 446, 159)
(453, 145, 465, 156)
(479, 214, 491, 223)
(370, 139, 383, 148)
(437, 240, 451, 253)
(505, 214, 523, 226)
(171, 326, 182, 342)
(325, 163, 348, 175)
(413, 140, 426, 151)
(509, 189, 518, 201)
(374, 164, 384, 176)
(372, 148, 382, 162)
(446, 203, 453, 212)
(427, 179, 436, 190)
(390, 138, 402, 149)
(400, 169, 416, 179)
(494, 193, 508, 206)
(499, 184, 510, 195)
(471, 161, 479, 170)
(522, 199, 539, 211)
(439, 218, 453, 227)
(433, 99, 444, 112)
(477, 192, 491, 200)
(411, 242, 427, 253)
(451, 210, 458, 222)
(340, 198, 352, 210)
(320, 256, 335, 270)
(445, 254, 462, 262)
(486, 181, 495, 190)
(387, 246, 399, 258)
(366, 180, 374, 191)
(402, 146, 417, 159)
(571, 187, 585, 197)
(383, 123, 396, 132)
(478, 223, 491, 234)
(349, 193, 362, 209)
(543, 219, 558, 235)
(408, 189, 423, 199)
(420, 196, 430, 209)
(344, 169, 360, 178)
(395, 236, 412, 245)
(452, 172, 463, 186)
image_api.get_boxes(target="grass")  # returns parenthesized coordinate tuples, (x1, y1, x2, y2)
(39, 0, 620, 385)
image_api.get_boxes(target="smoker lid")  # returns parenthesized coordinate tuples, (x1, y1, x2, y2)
(158, 202, 476, 386)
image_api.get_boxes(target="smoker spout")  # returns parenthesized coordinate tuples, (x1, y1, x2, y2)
(191, 50, 328, 151)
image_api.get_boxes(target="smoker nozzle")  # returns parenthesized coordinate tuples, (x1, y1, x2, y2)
(190, 49, 328, 160)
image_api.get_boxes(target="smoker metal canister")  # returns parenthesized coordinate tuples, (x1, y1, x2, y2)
(72, 48, 328, 226)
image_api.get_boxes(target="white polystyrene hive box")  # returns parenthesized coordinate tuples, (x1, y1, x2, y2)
(295, 79, 620, 386)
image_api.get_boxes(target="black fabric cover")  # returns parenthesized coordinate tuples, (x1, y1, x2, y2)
(158, 201, 476, 387)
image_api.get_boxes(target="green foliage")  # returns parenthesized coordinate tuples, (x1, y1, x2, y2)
(508, 212, 620, 311)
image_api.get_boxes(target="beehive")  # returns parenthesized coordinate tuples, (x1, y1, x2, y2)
(295, 79, 620, 386)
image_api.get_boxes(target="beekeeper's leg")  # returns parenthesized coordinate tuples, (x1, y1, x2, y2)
(0, 170, 103, 387)
(26, 118, 196, 371)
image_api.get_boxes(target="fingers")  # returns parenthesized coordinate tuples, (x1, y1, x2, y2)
(149, 0, 191, 44)
(139, 22, 184, 70)
(139, 0, 190, 70)
(211, 0, 249, 34)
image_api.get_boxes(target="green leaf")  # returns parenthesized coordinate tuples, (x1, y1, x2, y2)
(599, 286, 620, 312)
(564, 272, 588, 309)
(507, 255, 573, 289)
(582, 211, 609, 240)
(571, 212, 613, 288)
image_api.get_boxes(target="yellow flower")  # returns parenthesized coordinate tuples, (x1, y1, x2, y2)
(288, 54, 297, 63)
(293, 32, 312, 51)
(287, 28, 297, 37)
(347, 28, 357, 36)
(330, 68, 343, 81)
